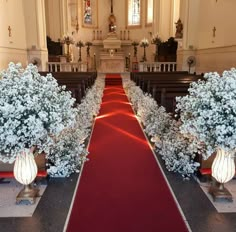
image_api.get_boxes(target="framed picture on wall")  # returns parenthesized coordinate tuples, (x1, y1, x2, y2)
(81, 0, 98, 28)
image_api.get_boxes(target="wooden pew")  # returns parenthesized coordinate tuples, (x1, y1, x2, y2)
(146, 75, 202, 94)
(131, 71, 189, 85)
(140, 74, 200, 92)
(130, 72, 203, 114)
(39, 72, 97, 104)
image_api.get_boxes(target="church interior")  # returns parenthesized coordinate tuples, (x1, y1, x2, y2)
(0, 0, 236, 232)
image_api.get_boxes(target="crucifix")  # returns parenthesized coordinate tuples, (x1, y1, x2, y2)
(8, 26, 12, 37)
(213, 26, 216, 37)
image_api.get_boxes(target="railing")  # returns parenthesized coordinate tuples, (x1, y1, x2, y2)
(138, 62, 177, 72)
(47, 62, 88, 72)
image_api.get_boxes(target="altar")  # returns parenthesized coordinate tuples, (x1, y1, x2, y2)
(99, 51, 125, 73)
(94, 1, 130, 73)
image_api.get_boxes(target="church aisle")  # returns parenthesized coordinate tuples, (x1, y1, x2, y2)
(66, 74, 189, 232)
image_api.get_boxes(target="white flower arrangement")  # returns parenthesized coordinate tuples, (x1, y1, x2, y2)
(150, 33, 162, 45)
(176, 68, 236, 159)
(60, 34, 74, 45)
(47, 77, 105, 177)
(124, 79, 200, 178)
(0, 62, 77, 163)
(47, 127, 88, 177)
(75, 40, 85, 48)
(140, 38, 149, 47)
(158, 122, 200, 178)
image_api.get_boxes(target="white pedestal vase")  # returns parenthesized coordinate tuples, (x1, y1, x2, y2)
(13, 148, 39, 204)
(209, 148, 235, 202)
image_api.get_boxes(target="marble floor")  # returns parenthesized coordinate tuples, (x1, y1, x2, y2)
(0, 155, 236, 232)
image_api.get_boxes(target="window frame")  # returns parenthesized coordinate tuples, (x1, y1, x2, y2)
(81, 0, 98, 29)
(145, 0, 153, 27)
(126, 0, 143, 29)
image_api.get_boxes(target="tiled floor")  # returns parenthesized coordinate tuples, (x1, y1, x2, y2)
(0, 175, 78, 232)
(0, 157, 236, 232)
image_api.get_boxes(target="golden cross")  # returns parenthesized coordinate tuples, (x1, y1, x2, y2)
(8, 26, 12, 37)
(213, 26, 216, 37)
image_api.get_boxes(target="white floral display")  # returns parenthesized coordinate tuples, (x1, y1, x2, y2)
(46, 127, 88, 177)
(124, 79, 200, 178)
(176, 68, 236, 159)
(0, 63, 77, 163)
(47, 77, 105, 177)
(140, 38, 149, 47)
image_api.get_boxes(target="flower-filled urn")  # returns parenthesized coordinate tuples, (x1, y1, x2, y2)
(176, 68, 236, 201)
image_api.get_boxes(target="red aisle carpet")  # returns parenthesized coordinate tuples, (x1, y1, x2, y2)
(66, 74, 189, 232)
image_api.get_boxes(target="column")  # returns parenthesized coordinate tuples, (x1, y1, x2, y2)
(23, 0, 48, 71)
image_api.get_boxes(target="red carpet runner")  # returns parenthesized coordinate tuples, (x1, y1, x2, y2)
(66, 74, 189, 232)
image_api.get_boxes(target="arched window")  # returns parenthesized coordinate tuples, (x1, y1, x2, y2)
(127, 0, 142, 28)
(146, 0, 153, 26)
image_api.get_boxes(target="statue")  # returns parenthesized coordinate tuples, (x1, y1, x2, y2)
(108, 14, 116, 33)
(175, 19, 183, 38)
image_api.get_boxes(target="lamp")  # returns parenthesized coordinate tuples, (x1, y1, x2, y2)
(14, 148, 39, 204)
(209, 148, 235, 202)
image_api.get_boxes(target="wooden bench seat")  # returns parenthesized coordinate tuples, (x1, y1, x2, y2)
(130, 72, 203, 114)
(131, 71, 189, 83)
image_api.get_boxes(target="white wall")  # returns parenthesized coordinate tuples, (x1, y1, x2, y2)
(178, 0, 236, 74)
(0, 0, 28, 70)
(45, 0, 66, 41)
(197, 0, 236, 49)
(0, 0, 48, 71)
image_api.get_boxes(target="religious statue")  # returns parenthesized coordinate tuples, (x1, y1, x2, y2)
(108, 14, 116, 33)
(175, 19, 183, 38)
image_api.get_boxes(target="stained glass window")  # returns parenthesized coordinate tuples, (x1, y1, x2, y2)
(83, 0, 92, 24)
(127, 0, 141, 26)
